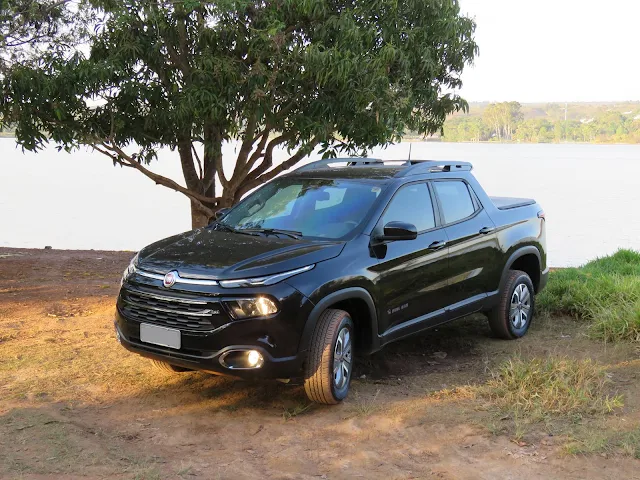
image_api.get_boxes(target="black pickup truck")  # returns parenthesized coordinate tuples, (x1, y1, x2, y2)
(115, 159, 548, 404)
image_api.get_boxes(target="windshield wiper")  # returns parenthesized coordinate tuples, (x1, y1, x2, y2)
(210, 222, 260, 236)
(242, 228, 303, 240)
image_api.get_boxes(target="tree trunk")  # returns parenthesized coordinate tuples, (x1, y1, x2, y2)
(190, 201, 210, 229)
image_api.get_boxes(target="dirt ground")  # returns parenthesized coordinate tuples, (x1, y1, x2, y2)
(1, 247, 639, 480)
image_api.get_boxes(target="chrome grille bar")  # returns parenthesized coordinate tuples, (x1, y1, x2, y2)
(123, 298, 217, 317)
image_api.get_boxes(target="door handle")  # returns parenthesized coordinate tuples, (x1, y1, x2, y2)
(428, 240, 447, 250)
(479, 226, 495, 235)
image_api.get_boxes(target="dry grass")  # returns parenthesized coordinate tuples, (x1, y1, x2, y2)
(282, 402, 314, 420)
(430, 356, 623, 422)
(344, 389, 382, 417)
(478, 357, 623, 417)
(427, 356, 628, 447)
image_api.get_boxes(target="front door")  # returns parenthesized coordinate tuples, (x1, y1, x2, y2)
(370, 182, 451, 338)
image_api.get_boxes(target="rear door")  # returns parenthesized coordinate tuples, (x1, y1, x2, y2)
(431, 179, 502, 316)
(370, 182, 451, 336)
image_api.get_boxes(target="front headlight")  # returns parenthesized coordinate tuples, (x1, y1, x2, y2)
(121, 253, 139, 285)
(224, 297, 279, 319)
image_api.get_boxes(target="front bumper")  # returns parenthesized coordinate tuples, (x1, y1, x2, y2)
(114, 278, 314, 379)
(115, 315, 303, 378)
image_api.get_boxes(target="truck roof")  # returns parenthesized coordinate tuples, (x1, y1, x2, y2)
(285, 158, 473, 181)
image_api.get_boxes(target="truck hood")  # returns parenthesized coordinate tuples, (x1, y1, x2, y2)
(137, 228, 345, 279)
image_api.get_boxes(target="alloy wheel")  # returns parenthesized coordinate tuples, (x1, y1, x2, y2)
(509, 283, 531, 329)
(333, 327, 352, 389)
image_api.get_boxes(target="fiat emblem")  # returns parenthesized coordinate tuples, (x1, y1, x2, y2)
(163, 271, 177, 288)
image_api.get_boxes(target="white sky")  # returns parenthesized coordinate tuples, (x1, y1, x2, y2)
(458, 0, 640, 102)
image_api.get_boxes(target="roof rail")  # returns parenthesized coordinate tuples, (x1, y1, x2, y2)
(295, 157, 384, 172)
(292, 157, 473, 175)
(395, 160, 473, 177)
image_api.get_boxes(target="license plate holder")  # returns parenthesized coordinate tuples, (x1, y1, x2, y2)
(139, 323, 181, 350)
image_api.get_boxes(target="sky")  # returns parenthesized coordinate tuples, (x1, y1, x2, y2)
(457, 0, 640, 103)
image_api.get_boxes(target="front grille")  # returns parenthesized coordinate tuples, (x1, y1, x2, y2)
(120, 288, 227, 331)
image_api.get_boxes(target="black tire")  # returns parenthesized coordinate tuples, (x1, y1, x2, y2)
(488, 270, 535, 340)
(151, 359, 191, 373)
(304, 309, 354, 405)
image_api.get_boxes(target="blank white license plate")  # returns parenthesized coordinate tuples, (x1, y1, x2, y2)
(140, 323, 181, 350)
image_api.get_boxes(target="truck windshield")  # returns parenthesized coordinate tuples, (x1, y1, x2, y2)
(219, 178, 383, 239)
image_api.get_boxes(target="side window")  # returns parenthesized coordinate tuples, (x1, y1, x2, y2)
(382, 183, 435, 232)
(433, 181, 476, 224)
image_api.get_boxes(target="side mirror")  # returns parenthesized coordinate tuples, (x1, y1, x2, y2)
(381, 221, 418, 241)
(214, 208, 231, 220)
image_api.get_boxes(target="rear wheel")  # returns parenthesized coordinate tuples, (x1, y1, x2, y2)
(488, 270, 535, 340)
(151, 359, 191, 373)
(304, 309, 354, 404)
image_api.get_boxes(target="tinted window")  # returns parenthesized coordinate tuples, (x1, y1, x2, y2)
(221, 178, 381, 239)
(434, 181, 476, 224)
(382, 183, 435, 231)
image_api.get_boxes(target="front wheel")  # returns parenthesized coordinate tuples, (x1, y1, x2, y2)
(304, 309, 354, 404)
(488, 270, 535, 340)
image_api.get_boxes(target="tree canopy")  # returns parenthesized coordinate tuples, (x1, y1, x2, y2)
(0, 0, 88, 73)
(2, 0, 478, 227)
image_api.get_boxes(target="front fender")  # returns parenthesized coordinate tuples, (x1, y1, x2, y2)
(295, 287, 380, 357)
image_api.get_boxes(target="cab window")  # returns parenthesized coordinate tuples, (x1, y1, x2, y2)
(433, 181, 476, 224)
(382, 183, 435, 232)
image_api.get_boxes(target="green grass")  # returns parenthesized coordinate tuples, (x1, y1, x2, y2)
(588, 299, 640, 343)
(538, 249, 640, 342)
(564, 426, 640, 458)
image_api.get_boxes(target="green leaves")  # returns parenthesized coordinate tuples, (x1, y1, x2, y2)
(2, 0, 477, 223)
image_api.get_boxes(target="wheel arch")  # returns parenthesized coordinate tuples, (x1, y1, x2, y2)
(298, 287, 380, 358)
(502, 246, 542, 292)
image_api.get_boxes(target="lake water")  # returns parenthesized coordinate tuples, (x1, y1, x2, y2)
(1, 139, 638, 267)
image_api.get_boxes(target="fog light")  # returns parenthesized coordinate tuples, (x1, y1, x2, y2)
(247, 350, 264, 368)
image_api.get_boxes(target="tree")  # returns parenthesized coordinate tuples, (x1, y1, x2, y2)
(482, 101, 521, 141)
(2, 0, 478, 227)
(482, 103, 502, 141)
(0, 0, 88, 73)
(441, 115, 487, 142)
(502, 101, 522, 140)
(513, 119, 539, 142)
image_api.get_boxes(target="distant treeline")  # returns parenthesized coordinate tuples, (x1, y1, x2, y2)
(438, 101, 640, 144)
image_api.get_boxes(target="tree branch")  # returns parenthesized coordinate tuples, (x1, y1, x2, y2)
(192, 144, 203, 180)
(237, 138, 318, 197)
(177, 137, 201, 191)
(244, 133, 293, 183)
(255, 142, 317, 184)
(241, 126, 271, 179)
(92, 144, 133, 167)
(204, 123, 227, 189)
(232, 111, 259, 181)
(98, 142, 219, 208)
